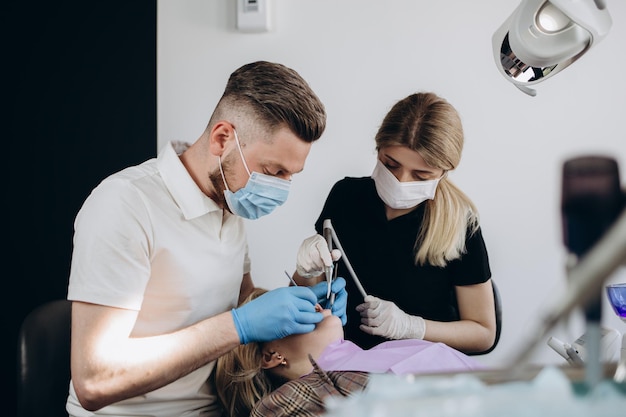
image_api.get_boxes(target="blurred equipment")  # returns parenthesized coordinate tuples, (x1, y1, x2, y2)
(606, 283, 626, 382)
(607, 283, 626, 323)
(572, 327, 621, 362)
(547, 327, 622, 364)
(561, 156, 623, 386)
(492, 0, 612, 96)
(547, 335, 585, 365)
(561, 156, 623, 260)
(508, 155, 626, 386)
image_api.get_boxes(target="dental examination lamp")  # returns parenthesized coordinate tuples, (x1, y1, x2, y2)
(492, 0, 612, 96)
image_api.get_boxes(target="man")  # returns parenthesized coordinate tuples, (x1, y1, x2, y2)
(66, 61, 347, 417)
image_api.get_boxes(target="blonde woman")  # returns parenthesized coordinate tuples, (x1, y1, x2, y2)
(294, 92, 496, 354)
(216, 287, 483, 417)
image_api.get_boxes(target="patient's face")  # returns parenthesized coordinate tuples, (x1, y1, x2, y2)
(263, 307, 343, 369)
(299, 307, 344, 355)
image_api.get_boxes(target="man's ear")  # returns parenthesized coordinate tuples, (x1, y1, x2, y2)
(260, 350, 285, 370)
(208, 121, 234, 156)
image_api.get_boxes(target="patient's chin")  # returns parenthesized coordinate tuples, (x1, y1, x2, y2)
(317, 314, 344, 339)
(320, 313, 341, 326)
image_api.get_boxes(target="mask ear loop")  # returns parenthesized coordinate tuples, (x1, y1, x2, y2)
(218, 157, 230, 192)
(232, 128, 252, 176)
(218, 127, 252, 193)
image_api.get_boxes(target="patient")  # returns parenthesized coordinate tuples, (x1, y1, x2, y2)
(215, 288, 485, 417)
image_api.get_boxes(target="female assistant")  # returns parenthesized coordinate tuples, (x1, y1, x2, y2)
(294, 92, 496, 354)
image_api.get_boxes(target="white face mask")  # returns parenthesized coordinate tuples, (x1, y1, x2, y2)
(371, 159, 440, 209)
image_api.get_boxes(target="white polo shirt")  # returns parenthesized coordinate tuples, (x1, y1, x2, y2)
(67, 142, 249, 417)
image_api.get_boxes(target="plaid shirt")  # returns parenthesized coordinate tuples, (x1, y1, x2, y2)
(250, 357, 369, 417)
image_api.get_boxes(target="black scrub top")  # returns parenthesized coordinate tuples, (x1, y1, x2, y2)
(315, 177, 491, 349)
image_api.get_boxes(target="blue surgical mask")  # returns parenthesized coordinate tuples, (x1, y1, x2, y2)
(219, 129, 291, 220)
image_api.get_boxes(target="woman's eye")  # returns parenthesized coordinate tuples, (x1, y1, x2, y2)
(414, 172, 436, 181)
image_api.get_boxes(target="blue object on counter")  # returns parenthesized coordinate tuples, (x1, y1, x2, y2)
(607, 283, 626, 320)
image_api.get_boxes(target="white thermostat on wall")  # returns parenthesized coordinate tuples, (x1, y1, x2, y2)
(237, 0, 271, 33)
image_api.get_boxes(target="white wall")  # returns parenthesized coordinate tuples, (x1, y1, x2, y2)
(157, 0, 626, 368)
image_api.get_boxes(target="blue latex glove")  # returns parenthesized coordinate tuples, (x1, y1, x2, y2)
(310, 277, 348, 325)
(231, 286, 323, 344)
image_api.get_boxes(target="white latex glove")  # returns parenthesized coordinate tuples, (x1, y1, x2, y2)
(295, 234, 342, 279)
(356, 295, 426, 340)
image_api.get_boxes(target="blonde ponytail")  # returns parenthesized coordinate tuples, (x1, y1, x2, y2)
(415, 178, 479, 266)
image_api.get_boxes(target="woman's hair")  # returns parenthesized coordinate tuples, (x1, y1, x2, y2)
(209, 60, 326, 144)
(375, 92, 479, 267)
(215, 288, 286, 417)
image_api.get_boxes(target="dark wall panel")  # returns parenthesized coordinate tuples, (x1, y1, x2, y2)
(4, 2, 157, 415)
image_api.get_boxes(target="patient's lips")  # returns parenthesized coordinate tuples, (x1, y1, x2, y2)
(314, 304, 333, 318)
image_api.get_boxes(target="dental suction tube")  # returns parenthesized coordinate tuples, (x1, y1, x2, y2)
(323, 219, 368, 299)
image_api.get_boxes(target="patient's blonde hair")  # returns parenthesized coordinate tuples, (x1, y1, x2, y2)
(215, 288, 286, 417)
(375, 92, 479, 267)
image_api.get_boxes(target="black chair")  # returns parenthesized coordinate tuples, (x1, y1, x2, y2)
(17, 299, 72, 417)
(468, 280, 503, 356)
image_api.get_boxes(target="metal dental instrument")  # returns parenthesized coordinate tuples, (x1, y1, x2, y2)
(323, 219, 368, 300)
(284, 270, 298, 287)
(323, 220, 335, 306)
